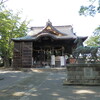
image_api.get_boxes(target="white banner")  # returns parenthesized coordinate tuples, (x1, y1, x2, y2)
(60, 56, 65, 66)
(51, 55, 55, 65)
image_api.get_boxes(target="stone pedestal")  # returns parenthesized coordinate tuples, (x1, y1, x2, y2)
(63, 64, 100, 85)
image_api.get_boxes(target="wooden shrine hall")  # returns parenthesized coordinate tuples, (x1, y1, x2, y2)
(12, 20, 87, 68)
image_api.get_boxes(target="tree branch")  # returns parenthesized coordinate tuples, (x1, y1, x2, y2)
(0, 0, 8, 5)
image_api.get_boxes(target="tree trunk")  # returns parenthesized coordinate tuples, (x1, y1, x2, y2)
(3, 56, 10, 67)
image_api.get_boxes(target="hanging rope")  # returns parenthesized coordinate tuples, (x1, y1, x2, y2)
(33, 48, 62, 52)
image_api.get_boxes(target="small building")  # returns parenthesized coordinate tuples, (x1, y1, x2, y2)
(12, 20, 87, 68)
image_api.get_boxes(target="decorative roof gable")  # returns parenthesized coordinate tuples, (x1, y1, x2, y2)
(33, 20, 65, 37)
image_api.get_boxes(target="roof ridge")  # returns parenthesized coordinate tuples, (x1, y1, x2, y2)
(30, 25, 72, 28)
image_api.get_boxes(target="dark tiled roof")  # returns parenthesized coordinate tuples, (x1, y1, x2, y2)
(12, 20, 87, 41)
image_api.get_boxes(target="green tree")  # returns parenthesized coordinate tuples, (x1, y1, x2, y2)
(0, 0, 8, 5)
(79, 0, 100, 16)
(0, 0, 8, 10)
(84, 27, 100, 46)
(85, 35, 100, 46)
(79, 0, 100, 46)
(0, 9, 30, 67)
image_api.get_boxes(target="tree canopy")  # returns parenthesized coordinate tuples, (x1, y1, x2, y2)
(79, 0, 100, 46)
(85, 24, 100, 46)
(0, 0, 30, 67)
(85, 35, 100, 46)
(79, 0, 100, 16)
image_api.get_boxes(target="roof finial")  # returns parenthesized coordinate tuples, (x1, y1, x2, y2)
(46, 19, 52, 25)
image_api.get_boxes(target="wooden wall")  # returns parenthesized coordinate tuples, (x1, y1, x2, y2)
(22, 42, 32, 67)
(13, 42, 22, 68)
(13, 41, 32, 68)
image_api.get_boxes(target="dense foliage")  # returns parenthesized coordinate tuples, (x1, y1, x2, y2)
(79, 0, 100, 16)
(0, 0, 30, 67)
(85, 35, 100, 46)
(79, 0, 100, 46)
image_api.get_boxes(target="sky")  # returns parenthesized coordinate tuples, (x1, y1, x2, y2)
(5, 0, 100, 37)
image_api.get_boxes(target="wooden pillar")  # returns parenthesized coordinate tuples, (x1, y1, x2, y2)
(22, 42, 32, 68)
(62, 46, 64, 56)
(13, 42, 22, 68)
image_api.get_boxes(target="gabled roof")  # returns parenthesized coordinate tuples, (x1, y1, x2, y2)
(12, 20, 87, 41)
(29, 20, 74, 37)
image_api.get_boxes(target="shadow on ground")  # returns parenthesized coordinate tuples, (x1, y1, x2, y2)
(0, 69, 100, 100)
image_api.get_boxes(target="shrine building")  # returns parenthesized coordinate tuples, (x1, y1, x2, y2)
(12, 20, 87, 68)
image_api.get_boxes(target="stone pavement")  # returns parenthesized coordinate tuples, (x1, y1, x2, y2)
(0, 68, 100, 100)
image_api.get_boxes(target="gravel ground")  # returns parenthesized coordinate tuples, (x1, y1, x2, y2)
(0, 68, 100, 100)
(0, 70, 33, 90)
